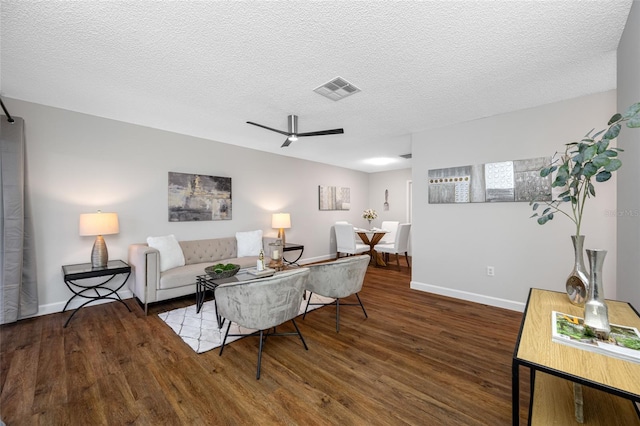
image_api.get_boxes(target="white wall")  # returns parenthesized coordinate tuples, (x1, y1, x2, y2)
(367, 168, 412, 227)
(617, 1, 640, 310)
(411, 91, 618, 311)
(6, 98, 370, 315)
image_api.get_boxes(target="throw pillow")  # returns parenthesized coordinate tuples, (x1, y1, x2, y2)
(236, 230, 263, 257)
(147, 234, 186, 272)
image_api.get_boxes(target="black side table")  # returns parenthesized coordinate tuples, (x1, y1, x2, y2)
(61, 259, 132, 327)
(283, 243, 304, 266)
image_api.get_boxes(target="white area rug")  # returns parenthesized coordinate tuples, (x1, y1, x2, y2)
(159, 291, 334, 354)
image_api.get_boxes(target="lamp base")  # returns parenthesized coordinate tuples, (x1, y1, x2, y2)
(91, 235, 108, 268)
(278, 228, 286, 248)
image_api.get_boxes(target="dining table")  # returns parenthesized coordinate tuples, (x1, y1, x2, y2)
(355, 229, 387, 267)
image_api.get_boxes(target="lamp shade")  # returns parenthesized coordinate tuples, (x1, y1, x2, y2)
(79, 212, 119, 236)
(271, 213, 291, 229)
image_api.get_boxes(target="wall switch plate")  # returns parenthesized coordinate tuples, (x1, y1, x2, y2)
(487, 266, 495, 276)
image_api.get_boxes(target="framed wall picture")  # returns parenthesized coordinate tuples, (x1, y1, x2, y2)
(168, 172, 232, 221)
(319, 185, 350, 211)
(428, 157, 551, 204)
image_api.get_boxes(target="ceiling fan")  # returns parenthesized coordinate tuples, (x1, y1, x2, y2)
(247, 115, 344, 147)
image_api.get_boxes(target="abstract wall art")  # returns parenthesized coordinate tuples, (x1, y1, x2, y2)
(168, 172, 232, 221)
(428, 157, 552, 204)
(319, 185, 351, 210)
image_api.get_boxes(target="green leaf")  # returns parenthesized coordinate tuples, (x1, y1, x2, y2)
(628, 116, 640, 128)
(558, 190, 570, 198)
(562, 196, 571, 202)
(582, 144, 598, 161)
(604, 158, 622, 172)
(623, 102, 640, 118)
(552, 176, 567, 187)
(583, 162, 598, 177)
(548, 212, 554, 220)
(571, 164, 582, 176)
(530, 213, 539, 218)
(608, 113, 622, 125)
(591, 153, 610, 168)
(540, 167, 551, 177)
(543, 207, 551, 215)
(532, 202, 539, 210)
(557, 163, 569, 176)
(603, 123, 621, 140)
(592, 129, 606, 139)
(603, 149, 618, 157)
(596, 139, 609, 154)
(537, 216, 548, 225)
(588, 182, 595, 197)
(596, 171, 612, 182)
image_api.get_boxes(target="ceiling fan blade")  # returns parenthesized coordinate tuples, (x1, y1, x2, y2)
(281, 138, 293, 148)
(297, 128, 344, 137)
(246, 121, 290, 137)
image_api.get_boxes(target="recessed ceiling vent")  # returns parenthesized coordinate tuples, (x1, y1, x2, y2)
(314, 77, 361, 101)
(399, 153, 412, 159)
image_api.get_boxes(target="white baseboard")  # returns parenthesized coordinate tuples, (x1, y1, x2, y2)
(29, 289, 134, 319)
(410, 280, 525, 312)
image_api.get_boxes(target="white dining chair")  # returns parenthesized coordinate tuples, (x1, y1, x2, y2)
(374, 223, 411, 270)
(335, 223, 369, 259)
(378, 221, 399, 244)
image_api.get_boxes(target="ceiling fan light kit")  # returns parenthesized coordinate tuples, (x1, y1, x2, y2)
(247, 114, 344, 148)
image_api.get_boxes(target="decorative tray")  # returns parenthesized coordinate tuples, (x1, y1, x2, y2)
(246, 267, 276, 277)
(204, 264, 240, 279)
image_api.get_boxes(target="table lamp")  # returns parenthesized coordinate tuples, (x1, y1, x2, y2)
(79, 211, 119, 268)
(272, 213, 291, 248)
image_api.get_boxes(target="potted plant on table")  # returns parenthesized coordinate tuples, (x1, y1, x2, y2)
(530, 102, 640, 307)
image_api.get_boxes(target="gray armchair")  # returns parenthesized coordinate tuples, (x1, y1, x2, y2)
(302, 254, 370, 332)
(215, 268, 310, 379)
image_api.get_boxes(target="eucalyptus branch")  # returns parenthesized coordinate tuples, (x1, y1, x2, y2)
(530, 102, 640, 235)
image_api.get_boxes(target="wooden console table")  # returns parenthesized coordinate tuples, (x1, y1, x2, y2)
(513, 288, 640, 425)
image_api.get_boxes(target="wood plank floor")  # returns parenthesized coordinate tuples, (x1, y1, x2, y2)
(0, 264, 530, 425)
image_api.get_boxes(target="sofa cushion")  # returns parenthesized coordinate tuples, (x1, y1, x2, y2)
(159, 263, 208, 290)
(147, 234, 185, 272)
(158, 256, 263, 290)
(236, 230, 263, 257)
(180, 237, 236, 265)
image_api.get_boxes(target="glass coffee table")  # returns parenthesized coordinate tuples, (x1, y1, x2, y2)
(195, 269, 276, 328)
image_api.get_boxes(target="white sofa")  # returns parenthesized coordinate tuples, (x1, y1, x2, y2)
(128, 235, 276, 313)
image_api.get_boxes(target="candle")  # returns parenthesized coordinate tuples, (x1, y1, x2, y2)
(256, 259, 263, 271)
(272, 249, 279, 260)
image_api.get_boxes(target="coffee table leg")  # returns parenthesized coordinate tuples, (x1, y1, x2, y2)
(196, 279, 203, 313)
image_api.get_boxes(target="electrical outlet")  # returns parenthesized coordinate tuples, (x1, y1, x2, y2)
(487, 266, 495, 277)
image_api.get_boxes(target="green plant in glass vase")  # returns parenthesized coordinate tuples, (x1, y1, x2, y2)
(530, 102, 640, 305)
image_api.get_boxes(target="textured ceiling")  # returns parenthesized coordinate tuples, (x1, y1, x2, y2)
(0, 1, 633, 172)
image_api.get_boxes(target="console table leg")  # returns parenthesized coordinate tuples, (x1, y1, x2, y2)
(573, 383, 584, 423)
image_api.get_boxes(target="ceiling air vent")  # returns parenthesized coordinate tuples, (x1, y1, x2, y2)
(314, 77, 361, 101)
(399, 153, 412, 159)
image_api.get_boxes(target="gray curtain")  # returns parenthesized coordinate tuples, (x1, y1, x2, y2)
(0, 116, 38, 324)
